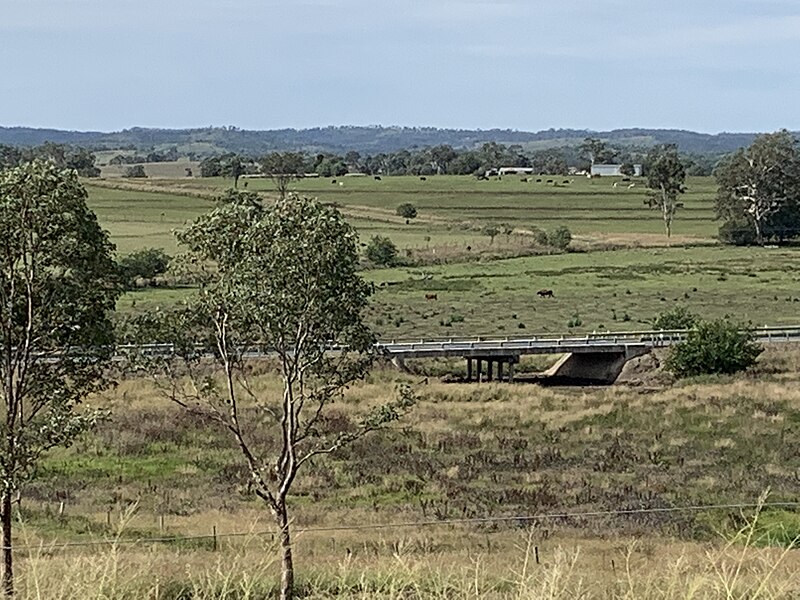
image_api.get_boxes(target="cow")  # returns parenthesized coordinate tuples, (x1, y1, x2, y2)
(546, 179, 553, 184)
(374, 175, 382, 181)
(537, 289, 554, 298)
(331, 179, 337, 184)
(424, 293, 438, 301)
(420, 176, 427, 181)
(520, 177, 529, 182)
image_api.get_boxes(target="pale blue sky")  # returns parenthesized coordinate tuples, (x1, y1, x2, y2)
(2, 0, 799, 133)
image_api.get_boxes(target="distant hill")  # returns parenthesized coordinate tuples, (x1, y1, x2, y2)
(0, 125, 778, 156)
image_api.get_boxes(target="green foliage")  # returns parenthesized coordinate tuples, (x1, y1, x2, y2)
(714, 130, 800, 245)
(547, 226, 572, 250)
(0, 160, 121, 592)
(532, 226, 572, 250)
(665, 319, 762, 377)
(365, 235, 398, 266)
(123, 164, 147, 178)
(118, 248, 171, 286)
(644, 144, 686, 237)
(198, 156, 222, 177)
(482, 224, 500, 244)
(619, 162, 636, 177)
(260, 151, 306, 199)
(396, 203, 418, 220)
(653, 306, 698, 330)
(718, 218, 758, 246)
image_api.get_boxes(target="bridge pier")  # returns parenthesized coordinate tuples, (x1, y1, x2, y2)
(466, 355, 518, 383)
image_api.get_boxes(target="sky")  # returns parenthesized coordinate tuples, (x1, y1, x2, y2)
(2, 0, 800, 133)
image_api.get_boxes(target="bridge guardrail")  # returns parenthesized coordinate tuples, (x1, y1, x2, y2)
(111, 325, 800, 359)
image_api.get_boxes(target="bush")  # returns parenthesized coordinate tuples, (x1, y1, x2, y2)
(547, 226, 572, 250)
(665, 319, 762, 377)
(396, 203, 418, 220)
(719, 219, 757, 246)
(365, 235, 398, 266)
(653, 306, 698, 330)
(533, 226, 572, 250)
(119, 248, 171, 286)
(123, 165, 147, 178)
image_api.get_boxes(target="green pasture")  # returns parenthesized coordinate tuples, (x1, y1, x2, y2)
(119, 245, 800, 338)
(168, 174, 719, 237)
(89, 174, 721, 258)
(85, 183, 213, 253)
(365, 245, 800, 339)
(83, 173, 800, 340)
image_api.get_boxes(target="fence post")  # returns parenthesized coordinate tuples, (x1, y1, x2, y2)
(213, 525, 218, 552)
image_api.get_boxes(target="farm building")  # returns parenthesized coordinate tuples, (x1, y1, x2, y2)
(590, 164, 643, 177)
(498, 167, 535, 175)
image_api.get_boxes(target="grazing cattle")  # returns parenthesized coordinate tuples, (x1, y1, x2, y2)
(424, 293, 438, 301)
(374, 175, 382, 180)
(628, 183, 635, 189)
(420, 176, 427, 181)
(331, 179, 337, 184)
(537, 289, 554, 298)
(536, 178, 542, 183)
(546, 179, 553, 184)
(613, 182, 619, 188)
(477, 174, 489, 181)
(339, 182, 344, 186)
(562, 180, 570, 184)
(520, 177, 529, 182)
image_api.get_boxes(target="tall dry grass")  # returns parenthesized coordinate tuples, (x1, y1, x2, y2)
(11, 505, 799, 599)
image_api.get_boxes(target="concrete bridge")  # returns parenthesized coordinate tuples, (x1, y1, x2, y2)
(378, 326, 800, 384)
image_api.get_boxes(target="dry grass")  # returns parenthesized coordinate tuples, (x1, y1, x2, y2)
(12, 512, 800, 599)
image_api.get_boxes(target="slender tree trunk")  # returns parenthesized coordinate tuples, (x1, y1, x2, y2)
(276, 502, 294, 600)
(1, 493, 12, 599)
(754, 217, 764, 246)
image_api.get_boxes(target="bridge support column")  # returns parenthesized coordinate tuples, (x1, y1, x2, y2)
(465, 355, 519, 383)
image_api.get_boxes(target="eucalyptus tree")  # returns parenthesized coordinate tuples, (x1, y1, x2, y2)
(715, 130, 800, 245)
(0, 160, 120, 597)
(644, 144, 686, 238)
(129, 191, 414, 600)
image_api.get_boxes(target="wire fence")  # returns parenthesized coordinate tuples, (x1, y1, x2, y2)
(3, 500, 799, 553)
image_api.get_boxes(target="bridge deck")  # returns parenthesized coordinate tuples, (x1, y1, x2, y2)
(377, 326, 800, 360)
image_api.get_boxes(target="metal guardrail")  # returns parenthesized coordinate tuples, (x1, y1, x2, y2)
(114, 326, 800, 360)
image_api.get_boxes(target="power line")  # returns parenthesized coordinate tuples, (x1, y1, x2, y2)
(3, 500, 798, 553)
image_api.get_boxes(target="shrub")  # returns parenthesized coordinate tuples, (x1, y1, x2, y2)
(123, 165, 147, 178)
(653, 306, 698, 330)
(365, 235, 398, 266)
(719, 218, 757, 246)
(119, 248, 171, 286)
(547, 226, 572, 250)
(396, 203, 418, 220)
(665, 319, 762, 377)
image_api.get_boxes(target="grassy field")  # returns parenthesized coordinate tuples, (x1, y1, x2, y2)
(84, 173, 800, 338)
(5, 173, 798, 597)
(86, 174, 720, 254)
(11, 348, 800, 597)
